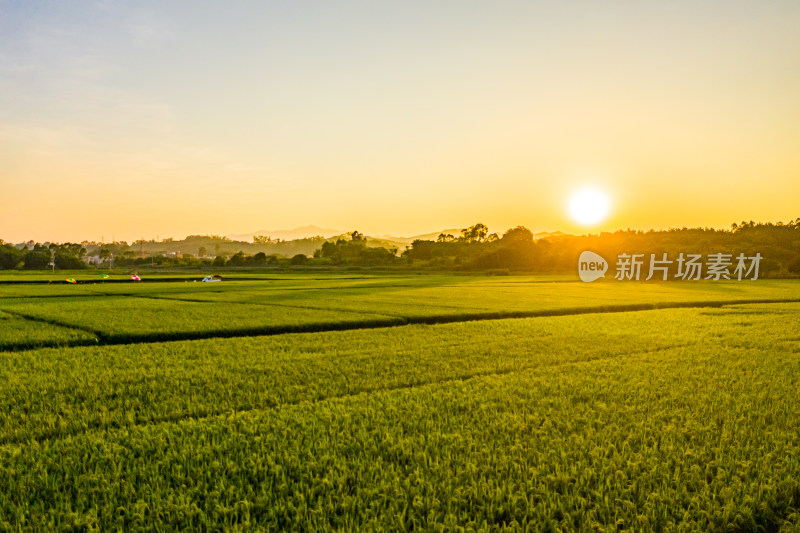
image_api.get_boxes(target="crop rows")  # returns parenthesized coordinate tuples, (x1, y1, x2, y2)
(0, 304, 798, 530)
(2, 277, 800, 350)
(0, 310, 698, 445)
(137, 277, 800, 315)
(0, 296, 402, 344)
(2, 276, 799, 530)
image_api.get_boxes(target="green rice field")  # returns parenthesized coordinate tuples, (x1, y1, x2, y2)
(1, 273, 799, 531)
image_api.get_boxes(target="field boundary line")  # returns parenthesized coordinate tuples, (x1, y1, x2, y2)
(136, 292, 489, 316)
(1, 298, 799, 353)
(0, 309, 102, 349)
(121, 292, 414, 318)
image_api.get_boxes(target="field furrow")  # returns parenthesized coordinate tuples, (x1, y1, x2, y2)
(2, 274, 799, 531)
(2, 287, 800, 350)
(0, 304, 798, 531)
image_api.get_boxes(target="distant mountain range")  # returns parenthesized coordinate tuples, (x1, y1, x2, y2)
(59, 226, 573, 260)
(227, 225, 343, 242)
(227, 226, 569, 245)
(370, 229, 462, 244)
(534, 231, 567, 240)
(226, 225, 463, 243)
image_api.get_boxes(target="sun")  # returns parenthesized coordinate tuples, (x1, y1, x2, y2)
(568, 187, 611, 226)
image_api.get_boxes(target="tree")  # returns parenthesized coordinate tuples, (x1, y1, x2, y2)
(0, 244, 22, 269)
(54, 253, 84, 269)
(120, 251, 136, 265)
(227, 251, 247, 266)
(318, 241, 339, 260)
(51, 243, 86, 269)
(290, 254, 308, 265)
(459, 223, 488, 243)
(502, 226, 534, 243)
(314, 230, 396, 265)
(350, 231, 366, 244)
(98, 248, 113, 265)
(22, 250, 49, 269)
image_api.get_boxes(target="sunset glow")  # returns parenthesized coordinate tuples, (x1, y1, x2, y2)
(1, 2, 799, 243)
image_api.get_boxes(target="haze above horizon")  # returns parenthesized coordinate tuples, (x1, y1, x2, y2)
(2, 1, 799, 243)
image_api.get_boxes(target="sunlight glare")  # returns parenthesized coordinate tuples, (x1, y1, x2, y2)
(568, 188, 611, 226)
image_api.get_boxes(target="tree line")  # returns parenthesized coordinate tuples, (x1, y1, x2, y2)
(0, 238, 317, 270)
(402, 219, 800, 276)
(2, 219, 799, 275)
(0, 242, 88, 270)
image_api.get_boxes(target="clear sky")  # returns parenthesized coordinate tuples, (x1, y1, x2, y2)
(2, 1, 799, 243)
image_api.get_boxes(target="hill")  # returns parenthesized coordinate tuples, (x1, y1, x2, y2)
(227, 225, 343, 242)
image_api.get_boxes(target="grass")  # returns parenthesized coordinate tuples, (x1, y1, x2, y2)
(0, 296, 402, 343)
(0, 309, 698, 445)
(1, 274, 799, 530)
(2, 276, 799, 349)
(0, 310, 97, 351)
(0, 304, 798, 530)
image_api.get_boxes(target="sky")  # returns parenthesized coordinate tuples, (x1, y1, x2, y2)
(1, 1, 799, 243)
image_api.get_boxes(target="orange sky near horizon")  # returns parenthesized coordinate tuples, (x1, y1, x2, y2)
(1, 1, 799, 243)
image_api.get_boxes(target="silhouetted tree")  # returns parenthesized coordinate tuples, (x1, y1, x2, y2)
(459, 223, 489, 243)
(502, 226, 534, 243)
(315, 231, 396, 265)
